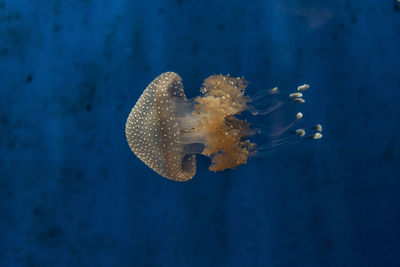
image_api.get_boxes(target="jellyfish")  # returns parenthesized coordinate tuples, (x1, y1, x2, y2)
(125, 72, 323, 182)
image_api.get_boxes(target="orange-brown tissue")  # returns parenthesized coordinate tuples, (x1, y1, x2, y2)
(193, 75, 256, 171)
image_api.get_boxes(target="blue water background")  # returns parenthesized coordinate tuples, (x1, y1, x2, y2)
(1, 0, 400, 266)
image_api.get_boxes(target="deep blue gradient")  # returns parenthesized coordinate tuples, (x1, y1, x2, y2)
(1, 0, 400, 266)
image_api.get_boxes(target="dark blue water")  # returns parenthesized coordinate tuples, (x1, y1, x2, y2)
(1, 0, 399, 266)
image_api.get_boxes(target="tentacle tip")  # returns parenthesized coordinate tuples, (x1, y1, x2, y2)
(297, 84, 310, 92)
(269, 87, 279, 95)
(295, 129, 306, 137)
(289, 92, 303, 98)
(315, 124, 323, 132)
(313, 133, 323, 139)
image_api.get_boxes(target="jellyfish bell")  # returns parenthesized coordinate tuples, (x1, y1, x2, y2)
(125, 72, 323, 182)
(125, 72, 196, 182)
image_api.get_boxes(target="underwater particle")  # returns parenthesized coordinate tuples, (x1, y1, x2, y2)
(26, 73, 33, 83)
(126, 72, 323, 182)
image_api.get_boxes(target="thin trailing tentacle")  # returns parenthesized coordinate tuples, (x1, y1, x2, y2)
(245, 83, 323, 157)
